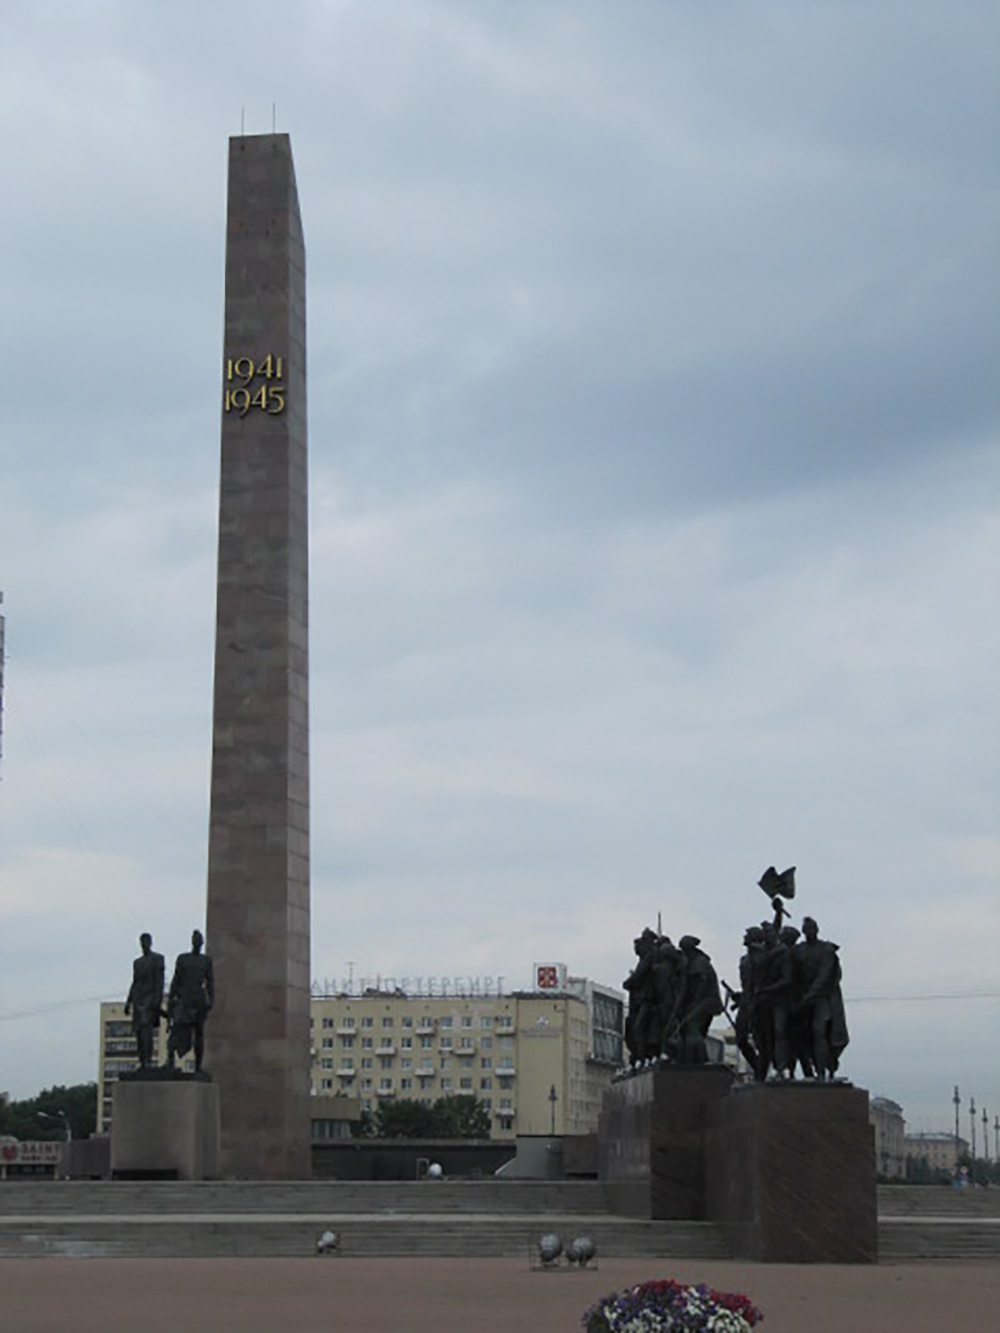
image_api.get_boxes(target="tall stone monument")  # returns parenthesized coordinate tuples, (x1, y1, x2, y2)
(205, 134, 311, 1178)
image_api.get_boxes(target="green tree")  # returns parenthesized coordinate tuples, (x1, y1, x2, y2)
(0, 1084, 98, 1141)
(372, 1095, 491, 1139)
(375, 1099, 436, 1138)
(432, 1095, 490, 1139)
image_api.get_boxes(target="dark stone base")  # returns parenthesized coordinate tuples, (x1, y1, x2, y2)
(119, 1066, 213, 1083)
(111, 1079, 220, 1180)
(598, 1064, 734, 1218)
(705, 1081, 877, 1263)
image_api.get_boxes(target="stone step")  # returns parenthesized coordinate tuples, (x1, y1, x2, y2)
(878, 1220, 1000, 1259)
(0, 1215, 731, 1261)
(877, 1185, 1000, 1218)
(0, 1180, 611, 1217)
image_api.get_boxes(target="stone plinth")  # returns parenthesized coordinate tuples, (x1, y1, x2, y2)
(705, 1082, 877, 1262)
(205, 133, 311, 1179)
(598, 1065, 734, 1218)
(111, 1079, 220, 1180)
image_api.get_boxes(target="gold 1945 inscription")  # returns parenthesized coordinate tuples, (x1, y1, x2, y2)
(224, 353, 285, 416)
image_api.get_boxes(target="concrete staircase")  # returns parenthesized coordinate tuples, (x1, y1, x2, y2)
(3, 1181, 997, 1260)
(0, 1180, 730, 1260)
(877, 1185, 1000, 1260)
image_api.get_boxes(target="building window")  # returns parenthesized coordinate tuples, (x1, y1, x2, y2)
(441, 1078, 451, 1091)
(499, 1098, 512, 1109)
(402, 1016, 413, 1028)
(499, 1115, 514, 1131)
(440, 1058, 450, 1070)
(440, 1036, 453, 1049)
(322, 1016, 334, 1029)
(361, 1017, 373, 1029)
(480, 1077, 492, 1090)
(481, 1057, 492, 1069)
(362, 1037, 373, 1049)
(341, 1017, 356, 1030)
(321, 1079, 333, 1090)
(481, 1036, 492, 1049)
(460, 1077, 472, 1090)
(401, 1058, 412, 1070)
(380, 1037, 393, 1048)
(420, 1036, 433, 1049)
(401, 1036, 413, 1049)
(461, 1016, 473, 1028)
(362, 1058, 373, 1070)
(341, 1036, 354, 1049)
(380, 1056, 393, 1069)
(322, 1037, 334, 1049)
(459, 1036, 473, 1049)
(321, 1058, 333, 1069)
(480, 1016, 492, 1028)
(460, 1056, 473, 1068)
(439, 1016, 452, 1028)
(401, 1078, 412, 1090)
(382, 1017, 394, 1027)
(362, 1078, 373, 1090)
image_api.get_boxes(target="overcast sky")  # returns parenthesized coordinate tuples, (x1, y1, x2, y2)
(1, 1, 997, 1136)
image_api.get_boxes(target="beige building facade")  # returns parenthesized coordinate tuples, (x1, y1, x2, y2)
(905, 1130, 969, 1175)
(99, 975, 625, 1141)
(310, 978, 624, 1141)
(869, 1095, 906, 1179)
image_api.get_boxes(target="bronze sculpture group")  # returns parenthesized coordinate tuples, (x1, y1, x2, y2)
(623, 931, 723, 1066)
(623, 866, 849, 1082)
(124, 929, 214, 1074)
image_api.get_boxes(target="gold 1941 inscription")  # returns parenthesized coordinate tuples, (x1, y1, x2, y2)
(224, 353, 285, 416)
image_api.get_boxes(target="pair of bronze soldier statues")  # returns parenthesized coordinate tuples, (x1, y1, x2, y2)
(124, 931, 215, 1073)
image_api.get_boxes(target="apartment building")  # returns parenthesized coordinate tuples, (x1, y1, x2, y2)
(98, 969, 625, 1140)
(311, 972, 625, 1141)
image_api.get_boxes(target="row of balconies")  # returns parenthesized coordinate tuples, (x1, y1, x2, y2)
(321, 1019, 517, 1038)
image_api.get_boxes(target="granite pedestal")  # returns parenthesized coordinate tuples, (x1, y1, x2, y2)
(705, 1081, 877, 1262)
(598, 1065, 734, 1219)
(111, 1079, 220, 1180)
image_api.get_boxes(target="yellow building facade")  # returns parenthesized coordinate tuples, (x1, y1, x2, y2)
(310, 982, 623, 1141)
(99, 975, 625, 1141)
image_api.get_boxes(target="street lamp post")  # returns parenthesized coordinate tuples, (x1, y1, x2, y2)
(548, 1084, 558, 1137)
(969, 1097, 976, 1163)
(953, 1086, 961, 1173)
(982, 1107, 989, 1164)
(36, 1110, 71, 1142)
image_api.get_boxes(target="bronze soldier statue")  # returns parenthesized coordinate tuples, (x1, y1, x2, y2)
(792, 916, 849, 1079)
(124, 932, 165, 1069)
(166, 929, 215, 1072)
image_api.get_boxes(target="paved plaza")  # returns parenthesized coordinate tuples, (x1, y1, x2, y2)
(2, 1256, 998, 1332)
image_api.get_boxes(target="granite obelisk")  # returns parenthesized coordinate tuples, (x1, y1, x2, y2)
(205, 134, 311, 1178)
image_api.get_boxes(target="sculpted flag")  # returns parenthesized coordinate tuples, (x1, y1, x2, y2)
(757, 865, 796, 900)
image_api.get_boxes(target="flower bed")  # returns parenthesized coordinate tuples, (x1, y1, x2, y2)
(583, 1277, 763, 1332)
